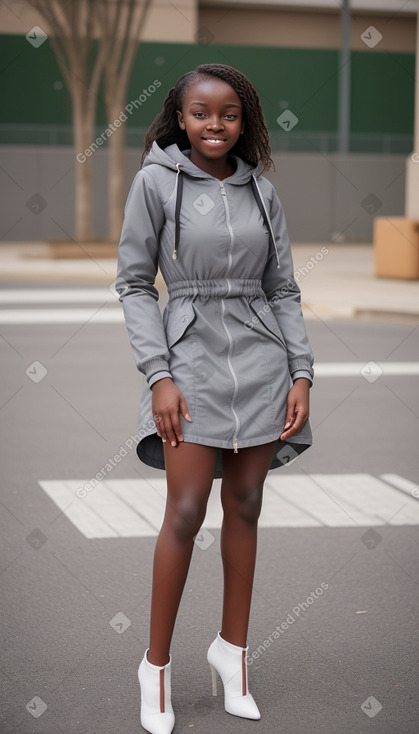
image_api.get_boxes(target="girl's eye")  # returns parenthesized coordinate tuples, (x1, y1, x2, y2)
(192, 112, 238, 120)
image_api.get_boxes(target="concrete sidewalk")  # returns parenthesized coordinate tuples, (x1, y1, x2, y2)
(0, 241, 418, 322)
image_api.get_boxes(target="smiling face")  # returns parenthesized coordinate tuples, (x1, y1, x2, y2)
(176, 75, 244, 175)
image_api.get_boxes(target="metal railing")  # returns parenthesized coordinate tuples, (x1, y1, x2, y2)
(0, 124, 413, 154)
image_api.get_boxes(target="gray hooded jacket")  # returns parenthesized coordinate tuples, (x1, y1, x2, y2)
(116, 142, 314, 478)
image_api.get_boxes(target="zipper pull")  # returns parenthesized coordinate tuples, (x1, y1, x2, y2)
(219, 181, 226, 196)
(233, 437, 238, 453)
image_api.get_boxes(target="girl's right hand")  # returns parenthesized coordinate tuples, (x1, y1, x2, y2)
(151, 377, 192, 447)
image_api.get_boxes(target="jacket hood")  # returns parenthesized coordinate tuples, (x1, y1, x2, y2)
(142, 141, 264, 183)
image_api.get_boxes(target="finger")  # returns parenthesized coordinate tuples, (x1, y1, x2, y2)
(153, 412, 163, 439)
(179, 396, 192, 423)
(281, 408, 308, 439)
(283, 413, 295, 432)
(165, 411, 181, 447)
(170, 408, 184, 444)
(159, 414, 172, 444)
(281, 403, 296, 434)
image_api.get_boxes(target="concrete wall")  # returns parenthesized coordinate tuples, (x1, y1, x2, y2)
(1, 1, 415, 50)
(0, 146, 406, 243)
(0, 0, 198, 43)
(199, 6, 417, 50)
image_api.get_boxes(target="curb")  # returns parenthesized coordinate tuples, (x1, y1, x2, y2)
(302, 303, 419, 324)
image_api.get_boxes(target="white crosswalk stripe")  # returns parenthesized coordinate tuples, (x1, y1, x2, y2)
(38, 473, 419, 539)
(0, 288, 117, 303)
(0, 307, 124, 323)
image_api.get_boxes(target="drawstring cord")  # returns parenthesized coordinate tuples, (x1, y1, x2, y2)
(172, 162, 183, 260)
(251, 175, 281, 269)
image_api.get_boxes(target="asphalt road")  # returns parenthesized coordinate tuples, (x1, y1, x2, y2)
(1, 283, 418, 734)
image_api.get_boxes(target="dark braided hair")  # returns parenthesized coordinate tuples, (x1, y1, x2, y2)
(141, 63, 273, 172)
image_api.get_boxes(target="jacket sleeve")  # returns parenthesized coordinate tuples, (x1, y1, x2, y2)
(261, 182, 314, 386)
(115, 168, 173, 388)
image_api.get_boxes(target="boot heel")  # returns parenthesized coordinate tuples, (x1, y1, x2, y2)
(209, 664, 218, 696)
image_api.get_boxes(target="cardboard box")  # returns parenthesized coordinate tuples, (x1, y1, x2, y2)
(374, 217, 419, 279)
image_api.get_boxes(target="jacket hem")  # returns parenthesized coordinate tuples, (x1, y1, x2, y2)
(136, 429, 312, 479)
(177, 431, 312, 450)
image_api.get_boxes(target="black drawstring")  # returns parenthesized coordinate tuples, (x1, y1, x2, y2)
(172, 166, 183, 260)
(250, 177, 277, 262)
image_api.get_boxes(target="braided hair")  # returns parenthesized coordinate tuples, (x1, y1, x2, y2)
(141, 63, 273, 172)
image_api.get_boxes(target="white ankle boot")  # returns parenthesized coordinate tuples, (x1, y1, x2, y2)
(207, 631, 261, 720)
(138, 648, 175, 734)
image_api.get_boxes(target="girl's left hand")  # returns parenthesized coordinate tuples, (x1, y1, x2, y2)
(280, 378, 310, 440)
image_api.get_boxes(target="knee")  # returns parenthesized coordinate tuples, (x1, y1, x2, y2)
(169, 496, 207, 542)
(223, 482, 263, 524)
(239, 489, 263, 524)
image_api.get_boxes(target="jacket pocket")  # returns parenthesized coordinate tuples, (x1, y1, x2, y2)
(165, 300, 197, 349)
(248, 297, 286, 349)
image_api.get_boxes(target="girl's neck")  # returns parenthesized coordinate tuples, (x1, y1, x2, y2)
(189, 150, 235, 181)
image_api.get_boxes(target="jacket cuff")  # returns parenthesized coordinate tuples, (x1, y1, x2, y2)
(143, 357, 171, 383)
(148, 370, 173, 388)
(289, 356, 314, 381)
(292, 369, 313, 387)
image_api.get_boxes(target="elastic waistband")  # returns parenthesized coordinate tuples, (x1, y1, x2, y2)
(167, 278, 264, 299)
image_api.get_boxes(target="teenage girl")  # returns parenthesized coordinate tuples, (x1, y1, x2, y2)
(116, 63, 314, 734)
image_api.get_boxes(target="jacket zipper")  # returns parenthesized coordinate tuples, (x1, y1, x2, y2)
(219, 180, 240, 453)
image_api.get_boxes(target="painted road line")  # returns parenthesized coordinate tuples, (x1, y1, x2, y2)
(0, 308, 124, 324)
(39, 479, 159, 538)
(265, 473, 419, 527)
(39, 480, 119, 539)
(38, 473, 419, 539)
(0, 288, 117, 303)
(313, 363, 419, 376)
(107, 479, 167, 532)
(306, 473, 419, 526)
(380, 474, 419, 498)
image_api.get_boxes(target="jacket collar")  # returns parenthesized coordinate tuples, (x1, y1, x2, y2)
(143, 141, 263, 184)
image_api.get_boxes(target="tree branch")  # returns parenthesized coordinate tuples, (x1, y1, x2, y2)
(119, 0, 152, 88)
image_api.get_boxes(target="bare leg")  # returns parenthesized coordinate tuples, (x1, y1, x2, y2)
(147, 441, 218, 666)
(219, 440, 278, 647)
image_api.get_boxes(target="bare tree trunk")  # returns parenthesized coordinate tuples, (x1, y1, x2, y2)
(102, 0, 153, 241)
(27, 0, 152, 242)
(27, 0, 108, 242)
(73, 84, 95, 241)
(107, 95, 127, 241)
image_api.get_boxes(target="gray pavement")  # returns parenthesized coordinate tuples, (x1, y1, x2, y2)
(1, 253, 419, 733)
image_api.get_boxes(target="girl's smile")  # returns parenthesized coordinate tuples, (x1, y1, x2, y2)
(176, 77, 244, 178)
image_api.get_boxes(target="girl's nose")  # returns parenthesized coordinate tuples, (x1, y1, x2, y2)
(207, 116, 224, 130)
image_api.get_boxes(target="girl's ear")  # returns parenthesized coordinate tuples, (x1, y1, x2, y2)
(240, 121, 245, 135)
(177, 109, 186, 130)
